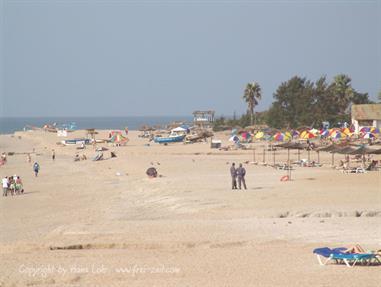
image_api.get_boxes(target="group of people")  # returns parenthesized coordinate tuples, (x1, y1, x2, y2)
(2, 175, 24, 196)
(230, 163, 247, 190)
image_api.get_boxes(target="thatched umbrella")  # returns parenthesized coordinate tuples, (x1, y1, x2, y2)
(139, 125, 155, 132)
(335, 146, 357, 154)
(86, 129, 98, 140)
(349, 146, 381, 155)
(348, 146, 381, 167)
(316, 144, 344, 166)
(275, 142, 305, 180)
(326, 145, 354, 165)
(368, 148, 381, 154)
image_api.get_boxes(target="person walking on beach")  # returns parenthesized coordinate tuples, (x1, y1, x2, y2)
(33, 162, 40, 177)
(230, 163, 237, 190)
(2, 176, 8, 196)
(236, 163, 247, 190)
(52, 149, 55, 161)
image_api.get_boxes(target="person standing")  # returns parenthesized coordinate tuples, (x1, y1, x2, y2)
(236, 163, 247, 190)
(2, 176, 8, 196)
(230, 163, 237, 190)
(33, 162, 40, 177)
(52, 149, 56, 161)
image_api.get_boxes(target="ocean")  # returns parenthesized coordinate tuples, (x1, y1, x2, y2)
(0, 116, 194, 134)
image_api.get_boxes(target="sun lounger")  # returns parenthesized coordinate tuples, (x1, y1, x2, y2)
(313, 247, 379, 267)
(313, 247, 346, 266)
(342, 167, 366, 174)
(331, 253, 379, 267)
(277, 164, 294, 170)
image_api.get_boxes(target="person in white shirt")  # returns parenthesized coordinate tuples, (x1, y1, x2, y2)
(2, 176, 9, 196)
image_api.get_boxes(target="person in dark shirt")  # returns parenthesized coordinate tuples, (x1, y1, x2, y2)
(33, 162, 40, 177)
(230, 163, 237, 190)
(236, 163, 247, 190)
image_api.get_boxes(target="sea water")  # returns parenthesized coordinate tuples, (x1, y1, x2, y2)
(0, 116, 193, 134)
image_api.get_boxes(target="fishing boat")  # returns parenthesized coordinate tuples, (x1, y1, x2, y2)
(154, 134, 185, 144)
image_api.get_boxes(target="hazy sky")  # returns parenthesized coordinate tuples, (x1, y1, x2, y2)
(1, 0, 380, 117)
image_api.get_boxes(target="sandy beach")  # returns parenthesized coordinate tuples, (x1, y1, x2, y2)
(0, 130, 380, 286)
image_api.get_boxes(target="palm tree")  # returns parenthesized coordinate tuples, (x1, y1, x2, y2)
(332, 74, 354, 115)
(243, 82, 262, 125)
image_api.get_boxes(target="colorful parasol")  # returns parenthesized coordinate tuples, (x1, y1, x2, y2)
(300, 130, 316, 139)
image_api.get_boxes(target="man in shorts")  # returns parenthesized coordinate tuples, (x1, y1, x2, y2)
(2, 176, 9, 196)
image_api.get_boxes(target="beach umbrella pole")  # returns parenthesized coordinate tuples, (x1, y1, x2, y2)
(288, 148, 291, 180)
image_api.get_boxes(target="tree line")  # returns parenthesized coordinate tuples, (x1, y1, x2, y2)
(214, 75, 379, 131)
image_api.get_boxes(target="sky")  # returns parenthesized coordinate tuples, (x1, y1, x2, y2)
(0, 0, 380, 117)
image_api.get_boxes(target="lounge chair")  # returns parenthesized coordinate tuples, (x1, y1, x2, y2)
(313, 247, 379, 267)
(331, 253, 379, 267)
(342, 167, 367, 174)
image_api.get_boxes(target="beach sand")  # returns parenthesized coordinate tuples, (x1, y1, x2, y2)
(0, 130, 380, 286)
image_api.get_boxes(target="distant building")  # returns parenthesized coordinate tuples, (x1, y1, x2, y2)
(351, 104, 381, 134)
(192, 110, 215, 128)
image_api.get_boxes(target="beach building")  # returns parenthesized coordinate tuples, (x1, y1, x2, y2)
(192, 110, 215, 128)
(351, 104, 381, 134)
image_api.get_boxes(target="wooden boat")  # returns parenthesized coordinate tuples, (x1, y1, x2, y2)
(154, 134, 185, 144)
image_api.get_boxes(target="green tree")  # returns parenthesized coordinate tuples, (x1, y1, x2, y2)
(330, 74, 354, 115)
(351, 91, 372, 104)
(267, 76, 314, 129)
(266, 74, 372, 129)
(243, 82, 262, 125)
(311, 76, 331, 124)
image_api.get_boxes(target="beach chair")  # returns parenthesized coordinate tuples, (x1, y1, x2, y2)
(331, 253, 379, 267)
(342, 167, 367, 174)
(313, 247, 346, 266)
(313, 247, 379, 267)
